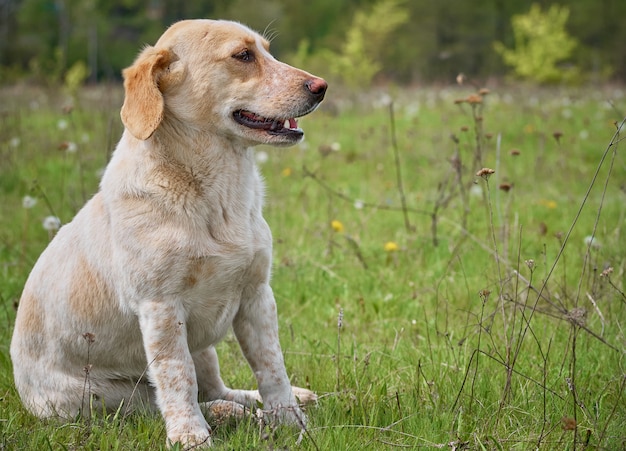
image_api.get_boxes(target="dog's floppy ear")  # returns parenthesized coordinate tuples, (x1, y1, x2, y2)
(121, 47, 178, 140)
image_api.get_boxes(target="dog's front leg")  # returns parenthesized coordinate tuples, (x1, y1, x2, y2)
(137, 300, 211, 448)
(233, 284, 306, 426)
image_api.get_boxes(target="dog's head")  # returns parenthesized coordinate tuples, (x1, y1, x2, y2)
(120, 19, 327, 146)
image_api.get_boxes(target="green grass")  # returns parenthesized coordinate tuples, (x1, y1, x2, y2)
(1, 83, 625, 450)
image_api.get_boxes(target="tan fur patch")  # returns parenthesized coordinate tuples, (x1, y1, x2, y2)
(16, 291, 43, 333)
(68, 256, 114, 321)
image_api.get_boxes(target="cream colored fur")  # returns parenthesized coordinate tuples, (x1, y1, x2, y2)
(10, 19, 326, 448)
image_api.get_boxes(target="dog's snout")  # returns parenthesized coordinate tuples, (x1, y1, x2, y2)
(305, 78, 327, 100)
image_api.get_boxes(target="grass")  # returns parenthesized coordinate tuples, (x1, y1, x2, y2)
(1, 82, 625, 450)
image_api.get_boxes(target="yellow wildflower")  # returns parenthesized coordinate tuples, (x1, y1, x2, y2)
(281, 167, 292, 177)
(539, 199, 557, 209)
(384, 241, 399, 252)
(331, 220, 344, 233)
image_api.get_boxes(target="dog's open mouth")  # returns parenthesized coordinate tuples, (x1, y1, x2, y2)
(233, 110, 304, 139)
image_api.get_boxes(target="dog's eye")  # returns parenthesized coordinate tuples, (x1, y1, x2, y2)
(233, 49, 254, 62)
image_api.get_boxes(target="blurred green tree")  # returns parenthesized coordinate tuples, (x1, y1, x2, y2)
(290, 0, 408, 88)
(494, 3, 579, 84)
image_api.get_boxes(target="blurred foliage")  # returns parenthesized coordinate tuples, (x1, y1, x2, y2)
(297, 0, 409, 89)
(494, 4, 580, 83)
(0, 0, 625, 85)
(64, 60, 90, 97)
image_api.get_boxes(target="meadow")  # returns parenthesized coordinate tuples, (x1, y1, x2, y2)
(0, 82, 625, 450)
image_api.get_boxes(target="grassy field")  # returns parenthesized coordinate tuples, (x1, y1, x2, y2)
(0, 82, 625, 450)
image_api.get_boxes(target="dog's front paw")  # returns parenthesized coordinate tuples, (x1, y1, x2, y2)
(167, 428, 212, 449)
(262, 403, 308, 428)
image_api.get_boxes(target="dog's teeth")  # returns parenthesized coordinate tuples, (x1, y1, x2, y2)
(284, 120, 290, 129)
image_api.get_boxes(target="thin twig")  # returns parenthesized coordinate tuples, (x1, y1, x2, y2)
(388, 102, 412, 232)
(302, 166, 430, 216)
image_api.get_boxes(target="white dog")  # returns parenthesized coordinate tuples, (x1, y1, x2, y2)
(10, 19, 326, 448)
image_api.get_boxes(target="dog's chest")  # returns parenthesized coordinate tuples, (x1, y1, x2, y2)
(179, 244, 271, 349)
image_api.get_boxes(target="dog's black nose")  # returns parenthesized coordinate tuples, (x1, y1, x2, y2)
(305, 78, 327, 101)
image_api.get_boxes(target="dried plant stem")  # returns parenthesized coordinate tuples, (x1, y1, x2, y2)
(388, 102, 412, 232)
(569, 328, 579, 450)
(471, 103, 485, 169)
(302, 166, 430, 216)
(336, 308, 343, 392)
(81, 332, 96, 424)
(481, 176, 511, 405)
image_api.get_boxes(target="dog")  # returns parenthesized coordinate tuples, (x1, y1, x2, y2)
(10, 19, 326, 448)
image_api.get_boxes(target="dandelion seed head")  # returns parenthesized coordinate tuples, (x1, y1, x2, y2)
(9, 137, 20, 148)
(22, 195, 37, 209)
(57, 119, 68, 130)
(378, 93, 392, 107)
(255, 150, 269, 164)
(66, 141, 78, 153)
(42, 216, 61, 231)
(584, 235, 601, 249)
(354, 199, 364, 210)
(469, 184, 483, 197)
